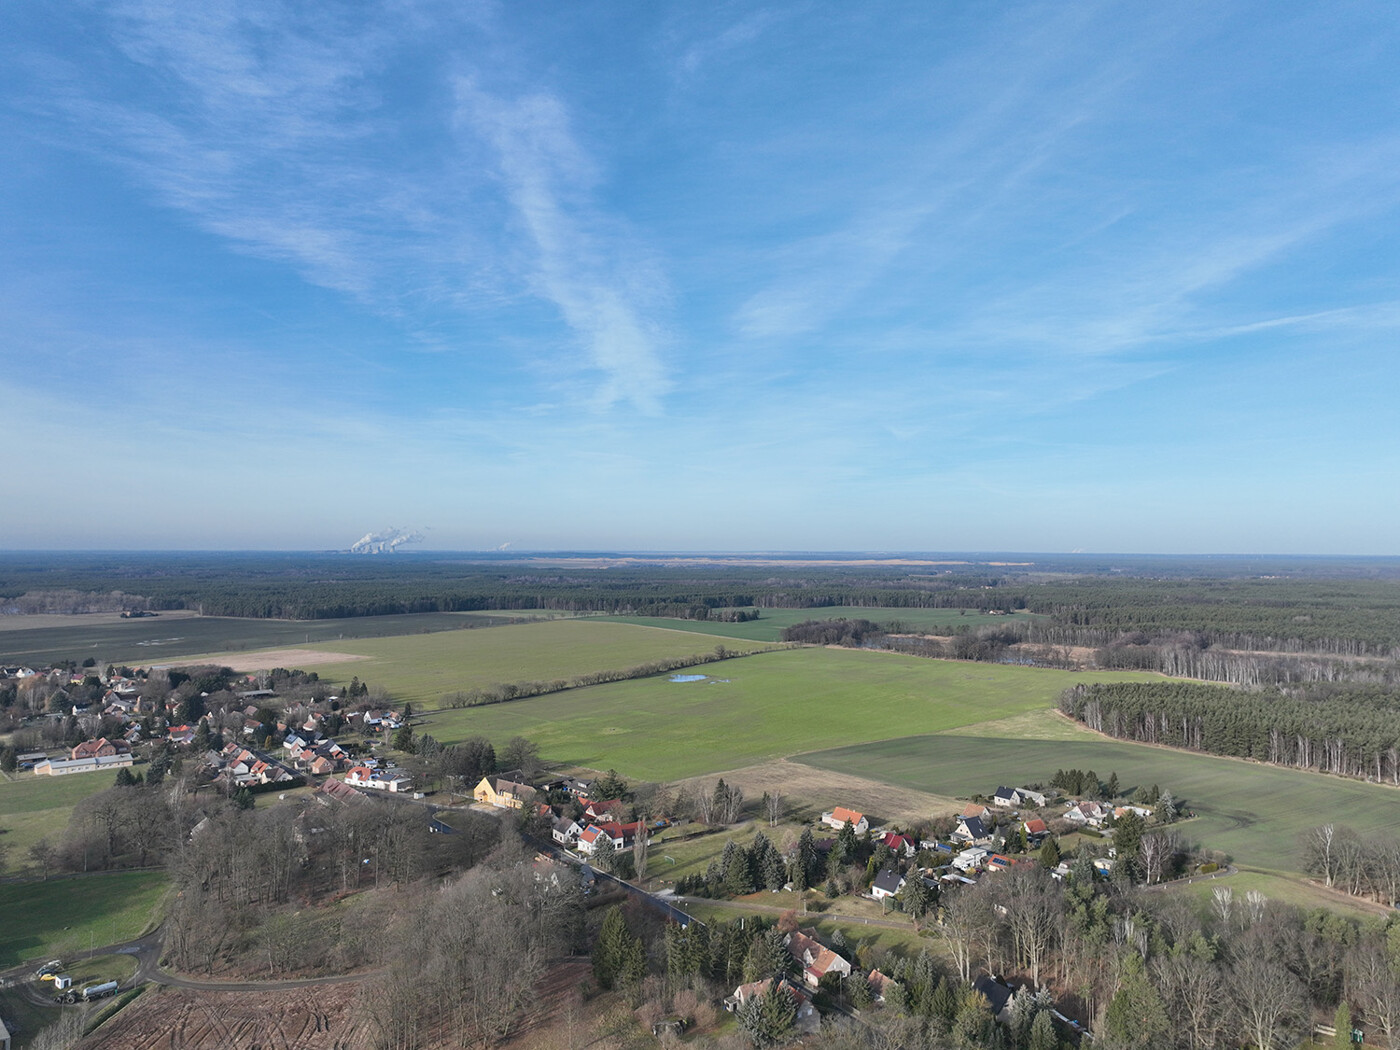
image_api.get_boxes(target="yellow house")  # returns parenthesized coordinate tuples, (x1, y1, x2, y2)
(473, 774, 536, 809)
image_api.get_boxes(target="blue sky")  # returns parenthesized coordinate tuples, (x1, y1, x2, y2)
(3, 1, 1398, 553)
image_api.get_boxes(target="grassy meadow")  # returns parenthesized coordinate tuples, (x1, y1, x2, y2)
(421, 646, 1158, 780)
(588, 607, 1039, 643)
(0, 772, 116, 875)
(287, 618, 772, 708)
(0, 870, 168, 966)
(797, 731, 1400, 873)
(1160, 869, 1386, 921)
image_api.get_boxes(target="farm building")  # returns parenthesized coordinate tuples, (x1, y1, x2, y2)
(34, 753, 134, 776)
(821, 807, 869, 834)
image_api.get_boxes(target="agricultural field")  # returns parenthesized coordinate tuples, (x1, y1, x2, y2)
(589, 606, 1040, 643)
(0, 870, 167, 966)
(0, 772, 116, 876)
(797, 731, 1400, 874)
(0, 610, 532, 667)
(423, 646, 1158, 780)
(280, 619, 772, 709)
(81, 984, 377, 1050)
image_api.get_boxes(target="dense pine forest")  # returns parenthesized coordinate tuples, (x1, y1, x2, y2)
(1060, 681, 1400, 782)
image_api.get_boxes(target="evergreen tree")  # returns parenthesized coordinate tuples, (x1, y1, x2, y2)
(232, 787, 255, 810)
(1102, 954, 1169, 1049)
(592, 833, 617, 874)
(795, 828, 818, 889)
(743, 927, 792, 983)
(1114, 812, 1146, 881)
(593, 906, 644, 990)
(1029, 1009, 1058, 1050)
(721, 839, 753, 896)
(1039, 836, 1061, 869)
(1334, 1002, 1353, 1050)
(928, 978, 959, 1033)
(737, 987, 796, 1047)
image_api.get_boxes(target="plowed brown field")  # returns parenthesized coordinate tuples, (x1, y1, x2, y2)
(81, 985, 374, 1050)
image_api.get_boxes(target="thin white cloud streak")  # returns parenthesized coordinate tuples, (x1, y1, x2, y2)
(723, 5, 1400, 375)
(17, 1, 672, 411)
(454, 78, 671, 413)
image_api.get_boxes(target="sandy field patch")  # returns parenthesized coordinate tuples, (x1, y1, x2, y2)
(169, 648, 370, 671)
(674, 757, 960, 825)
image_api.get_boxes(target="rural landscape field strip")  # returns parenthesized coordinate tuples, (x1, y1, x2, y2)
(289, 618, 772, 708)
(586, 606, 1039, 643)
(0, 610, 519, 666)
(796, 732, 1400, 873)
(423, 646, 1159, 780)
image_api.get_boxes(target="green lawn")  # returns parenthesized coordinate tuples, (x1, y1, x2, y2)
(797, 733, 1400, 874)
(0, 870, 169, 966)
(287, 618, 771, 709)
(0, 772, 116, 876)
(587, 607, 1040, 643)
(422, 646, 1158, 780)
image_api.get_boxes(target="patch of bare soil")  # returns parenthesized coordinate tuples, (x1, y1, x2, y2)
(80, 984, 376, 1050)
(174, 648, 370, 671)
(0, 610, 201, 633)
(675, 758, 961, 825)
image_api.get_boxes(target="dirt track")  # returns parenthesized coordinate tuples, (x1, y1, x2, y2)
(178, 647, 370, 671)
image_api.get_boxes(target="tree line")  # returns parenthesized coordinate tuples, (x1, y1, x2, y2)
(1060, 680, 1400, 782)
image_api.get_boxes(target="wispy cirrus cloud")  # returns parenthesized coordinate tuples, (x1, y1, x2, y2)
(455, 78, 671, 413)
(15, 0, 671, 412)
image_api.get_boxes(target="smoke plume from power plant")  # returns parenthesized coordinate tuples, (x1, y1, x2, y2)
(349, 527, 424, 554)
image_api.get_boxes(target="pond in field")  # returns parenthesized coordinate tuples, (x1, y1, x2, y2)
(669, 674, 707, 683)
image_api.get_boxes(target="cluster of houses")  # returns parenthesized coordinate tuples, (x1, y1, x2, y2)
(281, 732, 350, 777)
(722, 927, 901, 1034)
(818, 784, 1158, 901)
(207, 743, 300, 789)
(470, 770, 657, 856)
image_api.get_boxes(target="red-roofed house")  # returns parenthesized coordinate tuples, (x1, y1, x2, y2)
(70, 738, 126, 761)
(881, 832, 917, 858)
(577, 821, 648, 855)
(821, 807, 869, 834)
(785, 929, 853, 989)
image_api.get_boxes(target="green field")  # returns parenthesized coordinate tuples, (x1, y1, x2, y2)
(797, 732, 1400, 873)
(289, 619, 771, 709)
(0, 773, 116, 875)
(0, 870, 168, 966)
(588, 607, 1039, 643)
(0, 611, 540, 666)
(421, 646, 1157, 780)
(1162, 869, 1385, 921)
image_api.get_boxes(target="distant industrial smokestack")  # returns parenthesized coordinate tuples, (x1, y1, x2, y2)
(349, 527, 424, 554)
